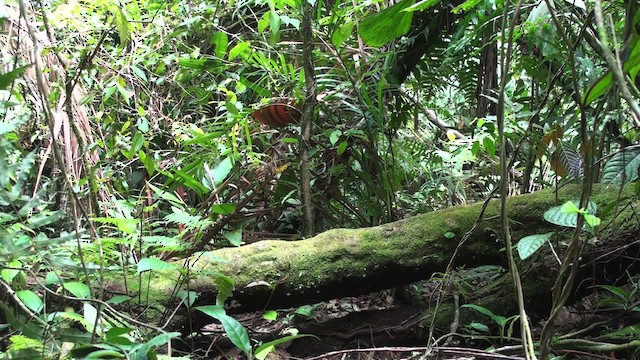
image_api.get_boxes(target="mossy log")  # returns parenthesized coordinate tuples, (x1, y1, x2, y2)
(117, 185, 638, 323)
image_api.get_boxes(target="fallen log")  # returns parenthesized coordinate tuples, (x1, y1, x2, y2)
(111, 185, 638, 323)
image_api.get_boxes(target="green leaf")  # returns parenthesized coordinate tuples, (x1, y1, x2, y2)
(112, 6, 131, 47)
(516, 233, 552, 260)
(62, 282, 91, 299)
(229, 42, 252, 61)
(92, 217, 138, 235)
(177, 58, 208, 69)
(1, 260, 21, 283)
(468, 321, 490, 333)
(329, 130, 341, 146)
(598, 323, 640, 340)
(137, 258, 178, 273)
(544, 200, 597, 229)
(215, 274, 234, 306)
(295, 304, 315, 317)
(584, 214, 601, 229)
(331, 21, 355, 48)
(584, 37, 640, 106)
(601, 149, 640, 185)
(147, 183, 184, 206)
(195, 306, 251, 355)
(452, 0, 482, 13)
(359, 0, 415, 47)
(263, 310, 277, 321)
(483, 137, 495, 157)
(105, 327, 132, 340)
(0, 65, 32, 90)
(139, 150, 155, 176)
(177, 290, 198, 307)
(560, 201, 580, 214)
(280, 15, 300, 30)
(553, 142, 582, 178)
(336, 141, 348, 156)
(211, 157, 234, 185)
(27, 210, 65, 228)
(195, 305, 226, 318)
(16, 290, 44, 314)
(45, 271, 62, 285)
(131, 65, 147, 82)
(132, 332, 181, 359)
(255, 334, 316, 360)
(82, 303, 98, 332)
(258, 11, 270, 33)
(211, 31, 229, 58)
(130, 132, 145, 158)
(403, 0, 441, 13)
(598, 285, 629, 302)
(223, 228, 243, 246)
(211, 203, 237, 215)
(106, 295, 132, 305)
(462, 304, 498, 322)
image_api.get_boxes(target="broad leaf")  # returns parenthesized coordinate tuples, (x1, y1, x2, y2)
(137, 258, 178, 273)
(211, 31, 229, 58)
(263, 310, 277, 321)
(16, 290, 43, 314)
(195, 306, 251, 355)
(62, 282, 91, 299)
(544, 200, 597, 229)
(223, 228, 243, 246)
(254, 334, 316, 360)
(137, 258, 175, 276)
(331, 21, 354, 48)
(516, 233, 552, 260)
(215, 273, 234, 306)
(0, 65, 32, 90)
(211, 203, 237, 215)
(359, 0, 415, 47)
(229, 42, 252, 61)
(551, 142, 582, 178)
(601, 149, 640, 185)
(404, 0, 442, 12)
(112, 6, 131, 47)
(584, 36, 640, 106)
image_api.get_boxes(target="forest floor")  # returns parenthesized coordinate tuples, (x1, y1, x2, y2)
(180, 278, 531, 360)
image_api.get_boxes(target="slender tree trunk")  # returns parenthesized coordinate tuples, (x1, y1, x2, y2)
(300, 0, 317, 237)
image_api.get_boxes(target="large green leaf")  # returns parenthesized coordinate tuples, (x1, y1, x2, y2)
(544, 200, 597, 229)
(601, 149, 640, 185)
(62, 282, 91, 299)
(516, 233, 552, 260)
(195, 306, 251, 356)
(359, 0, 415, 47)
(112, 6, 131, 47)
(223, 228, 243, 246)
(331, 21, 354, 48)
(16, 290, 43, 314)
(211, 31, 229, 58)
(137, 257, 178, 273)
(0, 65, 32, 90)
(131, 331, 181, 359)
(254, 334, 316, 360)
(404, 0, 441, 12)
(584, 36, 640, 106)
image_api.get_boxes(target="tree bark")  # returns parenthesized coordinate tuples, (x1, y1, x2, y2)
(300, 0, 317, 237)
(111, 185, 638, 324)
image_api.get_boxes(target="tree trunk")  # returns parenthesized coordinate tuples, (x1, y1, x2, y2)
(109, 185, 638, 324)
